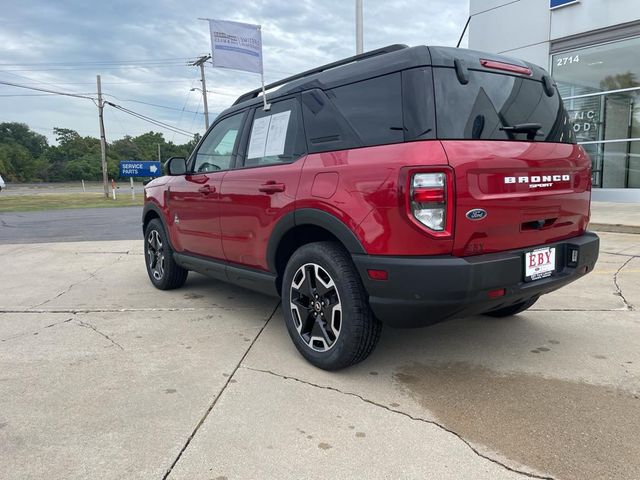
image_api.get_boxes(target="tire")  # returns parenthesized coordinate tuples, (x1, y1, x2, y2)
(484, 297, 538, 318)
(282, 241, 381, 370)
(144, 218, 188, 290)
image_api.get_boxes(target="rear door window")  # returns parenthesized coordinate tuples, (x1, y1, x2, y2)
(243, 97, 306, 167)
(433, 67, 576, 143)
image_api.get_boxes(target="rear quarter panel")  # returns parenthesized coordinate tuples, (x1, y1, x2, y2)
(297, 141, 454, 255)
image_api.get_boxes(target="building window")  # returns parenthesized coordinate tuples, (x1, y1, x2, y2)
(552, 36, 640, 188)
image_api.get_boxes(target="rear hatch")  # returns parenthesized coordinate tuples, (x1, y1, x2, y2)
(429, 48, 591, 257)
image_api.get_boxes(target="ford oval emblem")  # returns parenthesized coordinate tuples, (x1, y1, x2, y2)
(466, 208, 487, 220)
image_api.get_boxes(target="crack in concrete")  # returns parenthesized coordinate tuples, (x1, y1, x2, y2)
(600, 251, 640, 258)
(0, 317, 73, 343)
(76, 319, 124, 350)
(160, 301, 281, 480)
(27, 254, 126, 310)
(29, 251, 129, 309)
(613, 257, 635, 311)
(243, 366, 554, 480)
(28, 270, 100, 310)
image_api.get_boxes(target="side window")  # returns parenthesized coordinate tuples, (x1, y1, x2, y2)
(244, 98, 306, 167)
(193, 113, 244, 173)
(328, 73, 404, 147)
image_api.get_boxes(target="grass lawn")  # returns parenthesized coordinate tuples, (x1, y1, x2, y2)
(0, 192, 144, 212)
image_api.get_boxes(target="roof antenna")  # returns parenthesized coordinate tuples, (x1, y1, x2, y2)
(456, 16, 471, 48)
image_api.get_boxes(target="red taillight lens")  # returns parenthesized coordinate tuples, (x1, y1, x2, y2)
(480, 59, 532, 76)
(413, 188, 445, 204)
(411, 172, 447, 232)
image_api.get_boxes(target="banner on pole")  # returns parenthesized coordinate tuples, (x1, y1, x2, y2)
(209, 19, 263, 74)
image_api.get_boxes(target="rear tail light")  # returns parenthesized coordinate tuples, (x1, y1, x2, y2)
(411, 172, 448, 232)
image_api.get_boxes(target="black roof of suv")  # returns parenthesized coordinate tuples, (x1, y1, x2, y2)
(224, 44, 550, 115)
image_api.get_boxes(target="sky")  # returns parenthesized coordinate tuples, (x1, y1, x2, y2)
(0, 0, 468, 145)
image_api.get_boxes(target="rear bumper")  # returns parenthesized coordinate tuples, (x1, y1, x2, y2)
(352, 231, 599, 328)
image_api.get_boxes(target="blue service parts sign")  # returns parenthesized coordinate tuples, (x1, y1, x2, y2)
(119, 160, 162, 177)
(550, 0, 579, 9)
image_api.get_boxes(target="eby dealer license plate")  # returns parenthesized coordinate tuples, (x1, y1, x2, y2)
(524, 247, 556, 281)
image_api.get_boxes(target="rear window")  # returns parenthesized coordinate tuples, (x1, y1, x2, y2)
(433, 67, 576, 144)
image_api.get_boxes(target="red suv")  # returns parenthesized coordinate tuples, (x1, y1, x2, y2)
(143, 45, 599, 370)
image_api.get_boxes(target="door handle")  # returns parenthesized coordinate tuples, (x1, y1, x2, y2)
(259, 181, 285, 194)
(198, 185, 215, 195)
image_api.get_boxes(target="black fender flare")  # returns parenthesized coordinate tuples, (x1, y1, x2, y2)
(142, 202, 165, 233)
(142, 202, 180, 252)
(266, 208, 366, 273)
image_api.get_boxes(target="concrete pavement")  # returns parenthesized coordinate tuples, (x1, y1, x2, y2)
(0, 232, 639, 479)
(590, 201, 640, 233)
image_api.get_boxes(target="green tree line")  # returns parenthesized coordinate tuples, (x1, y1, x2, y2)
(0, 122, 200, 182)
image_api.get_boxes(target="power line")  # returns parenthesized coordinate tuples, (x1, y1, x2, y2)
(102, 94, 204, 115)
(0, 64, 191, 72)
(0, 80, 95, 100)
(0, 58, 193, 66)
(104, 101, 195, 137)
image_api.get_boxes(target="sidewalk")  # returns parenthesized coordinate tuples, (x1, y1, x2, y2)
(591, 201, 640, 233)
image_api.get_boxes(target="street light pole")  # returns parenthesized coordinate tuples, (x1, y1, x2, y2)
(356, 0, 364, 54)
(190, 55, 211, 130)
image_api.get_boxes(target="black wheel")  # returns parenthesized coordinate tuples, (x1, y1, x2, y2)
(484, 297, 538, 318)
(282, 241, 381, 370)
(144, 218, 188, 290)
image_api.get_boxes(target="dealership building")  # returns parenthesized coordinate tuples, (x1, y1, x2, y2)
(468, 0, 640, 202)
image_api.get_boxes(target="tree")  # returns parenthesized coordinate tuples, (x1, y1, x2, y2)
(0, 122, 48, 158)
(43, 127, 102, 181)
(0, 143, 43, 182)
(0, 121, 200, 182)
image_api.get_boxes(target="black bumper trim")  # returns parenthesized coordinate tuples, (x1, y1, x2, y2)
(352, 232, 600, 328)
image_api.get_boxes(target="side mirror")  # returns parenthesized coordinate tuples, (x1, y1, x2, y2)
(166, 157, 187, 176)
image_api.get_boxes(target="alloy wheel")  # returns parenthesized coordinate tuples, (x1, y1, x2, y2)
(147, 229, 165, 281)
(290, 263, 342, 352)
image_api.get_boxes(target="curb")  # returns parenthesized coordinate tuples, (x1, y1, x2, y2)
(590, 223, 640, 234)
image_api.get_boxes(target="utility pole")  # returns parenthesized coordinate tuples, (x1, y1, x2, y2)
(96, 75, 109, 198)
(157, 143, 161, 162)
(190, 55, 211, 130)
(356, 0, 364, 54)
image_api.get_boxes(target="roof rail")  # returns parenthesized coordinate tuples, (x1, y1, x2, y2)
(233, 44, 408, 105)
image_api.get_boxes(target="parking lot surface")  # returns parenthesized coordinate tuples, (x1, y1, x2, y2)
(0, 232, 639, 479)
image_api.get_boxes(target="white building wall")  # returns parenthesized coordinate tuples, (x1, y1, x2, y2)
(469, 0, 549, 66)
(550, 0, 640, 39)
(469, 0, 640, 64)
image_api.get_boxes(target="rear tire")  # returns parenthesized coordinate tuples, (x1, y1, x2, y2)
(484, 297, 538, 317)
(144, 218, 188, 290)
(282, 241, 381, 370)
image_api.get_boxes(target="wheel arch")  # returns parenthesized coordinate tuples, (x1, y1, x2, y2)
(268, 208, 366, 293)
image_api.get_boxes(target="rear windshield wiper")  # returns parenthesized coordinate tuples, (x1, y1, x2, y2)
(499, 123, 544, 140)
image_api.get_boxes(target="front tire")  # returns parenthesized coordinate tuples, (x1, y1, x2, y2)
(282, 242, 381, 370)
(144, 218, 188, 290)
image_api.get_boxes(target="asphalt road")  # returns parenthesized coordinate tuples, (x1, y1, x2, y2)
(0, 231, 638, 479)
(0, 207, 142, 244)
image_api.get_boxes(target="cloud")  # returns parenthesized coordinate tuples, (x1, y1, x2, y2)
(0, 0, 468, 144)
